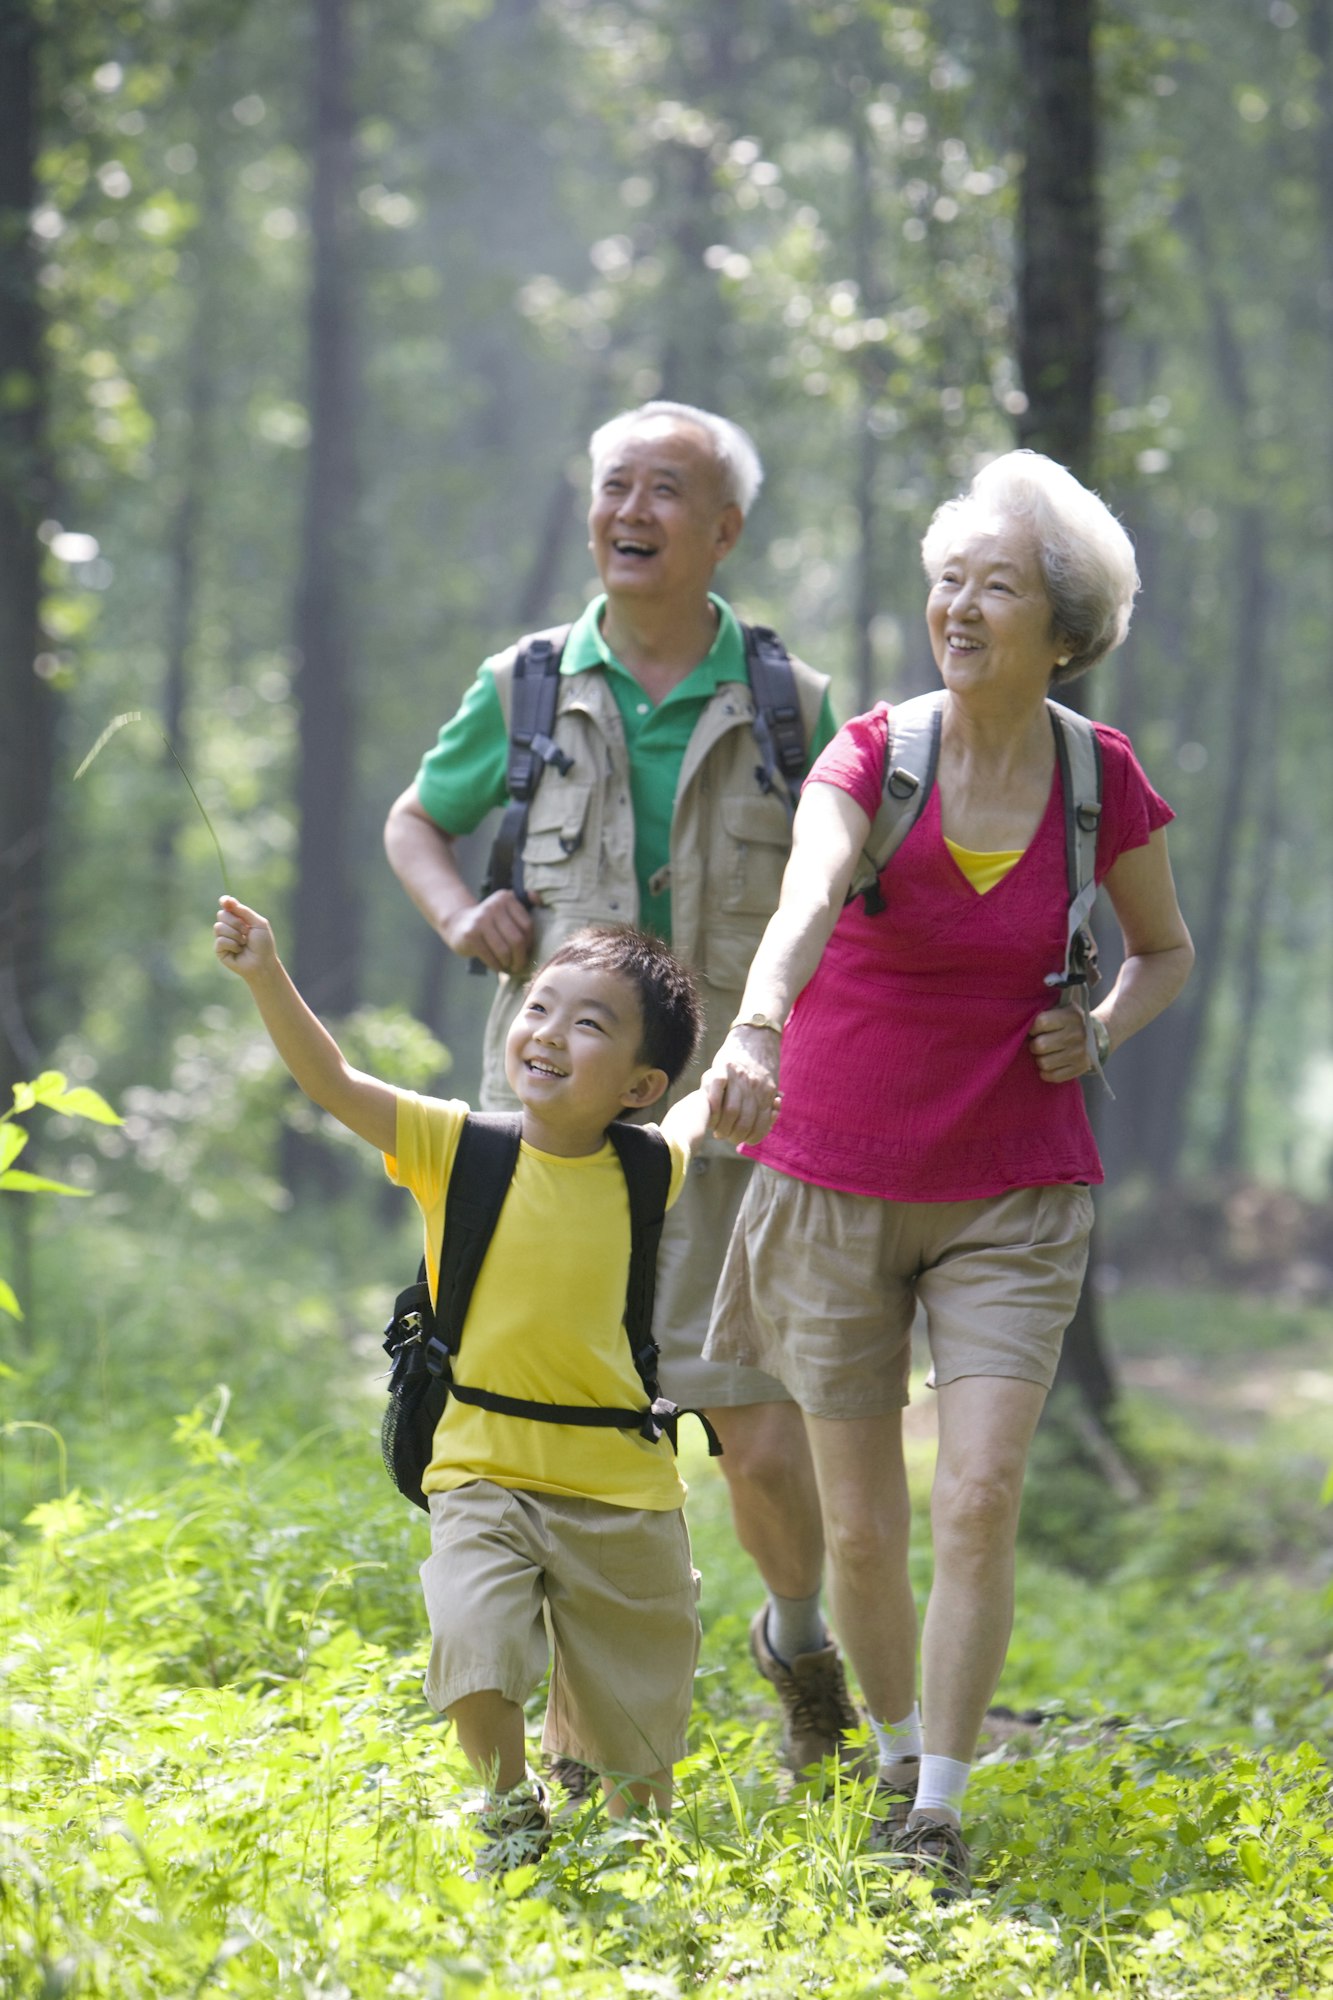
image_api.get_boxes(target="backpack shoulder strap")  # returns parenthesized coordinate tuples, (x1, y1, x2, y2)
(1046, 700, 1102, 915)
(846, 690, 946, 914)
(743, 622, 807, 812)
(1044, 701, 1113, 1094)
(433, 1113, 524, 1359)
(604, 1120, 673, 1397)
(481, 626, 574, 901)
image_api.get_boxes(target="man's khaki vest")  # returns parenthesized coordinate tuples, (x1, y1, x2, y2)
(479, 645, 830, 1127)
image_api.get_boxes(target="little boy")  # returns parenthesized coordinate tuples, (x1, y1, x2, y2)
(214, 895, 715, 1873)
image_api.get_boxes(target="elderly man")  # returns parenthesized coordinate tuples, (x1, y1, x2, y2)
(383, 400, 854, 1780)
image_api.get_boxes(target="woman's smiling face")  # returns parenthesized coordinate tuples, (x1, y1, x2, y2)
(925, 518, 1067, 704)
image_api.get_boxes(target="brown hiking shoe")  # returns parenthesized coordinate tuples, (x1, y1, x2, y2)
(545, 1755, 595, 1807)
(749, 1607, 864, 1775)
(884, 1814, 972, 1902)
(866, 1766, 919, 1850)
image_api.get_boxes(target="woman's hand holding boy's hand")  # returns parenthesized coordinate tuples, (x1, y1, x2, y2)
(705, 1026, 782, 1147)
(214, 896, 278, 981)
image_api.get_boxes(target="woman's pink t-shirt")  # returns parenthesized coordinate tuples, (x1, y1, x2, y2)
(746, 703, 1175, 1202)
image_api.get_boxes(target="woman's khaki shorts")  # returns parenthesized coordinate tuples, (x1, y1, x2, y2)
(703, 1167, 1094, 1419)
(420, 1482, 700, 1779)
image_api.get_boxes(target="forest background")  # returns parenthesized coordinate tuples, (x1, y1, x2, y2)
(2, 1, 1333, 1996)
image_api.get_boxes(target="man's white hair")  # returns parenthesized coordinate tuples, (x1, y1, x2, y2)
(920, 449, 1139, 682)
(588, 400, 765, 516)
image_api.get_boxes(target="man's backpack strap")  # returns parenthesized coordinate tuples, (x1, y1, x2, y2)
(1044, 702, 1111, 1096)
(743, 622, 807, 816)
(846, 691, 945, 914)
(480, 626, 575, 905)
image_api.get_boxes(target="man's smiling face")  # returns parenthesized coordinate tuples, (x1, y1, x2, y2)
(587, 418, 742, 605)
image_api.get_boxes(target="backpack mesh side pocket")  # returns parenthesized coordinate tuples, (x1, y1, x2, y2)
(381, 1286, 449, 1512)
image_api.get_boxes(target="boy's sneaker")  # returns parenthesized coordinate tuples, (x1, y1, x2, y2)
(882, 1814, 972, 1902)
(749, 1608, 865, 1776)
(470, 1777, 552, 1878)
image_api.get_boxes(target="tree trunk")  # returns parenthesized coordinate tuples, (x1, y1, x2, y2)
(151, 108, 226, 992)
(657, 17, 738, 404)
(283, 0, 361, 1190)
(1143, 198, 1270, 1185)
(1015, 0, 1117, 1420)
(1214, 690, 1281, 1175)
(1015, 0, 1099, 474)
(850, 105, 883, 715)
(0, 0, 53, 1103)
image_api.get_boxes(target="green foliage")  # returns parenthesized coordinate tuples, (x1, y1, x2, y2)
(4, 1212, 1332, 1994)
(5, 1400, 1332, 1998)
(0, 1072, 120, 1318)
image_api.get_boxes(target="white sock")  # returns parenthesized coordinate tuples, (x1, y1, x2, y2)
(870, 1706, 922, 1783)
(765, 1589, 827, 1664)
(912, 1753, 970, 1827)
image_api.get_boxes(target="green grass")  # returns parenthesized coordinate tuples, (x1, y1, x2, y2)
(3, 1204, 1332, 1996)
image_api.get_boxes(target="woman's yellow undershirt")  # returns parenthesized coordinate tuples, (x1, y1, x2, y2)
(943, 836, 1024, 895)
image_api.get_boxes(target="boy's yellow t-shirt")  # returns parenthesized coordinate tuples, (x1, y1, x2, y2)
(384, 1093, 689, 1510)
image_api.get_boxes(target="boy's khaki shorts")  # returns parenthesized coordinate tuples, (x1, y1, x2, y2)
(704, 1166, 1095, 1419)
(420, 1482, 700, 1780)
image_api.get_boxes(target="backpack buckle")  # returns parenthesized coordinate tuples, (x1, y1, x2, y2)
(530, 731, 573, 777)
(424, 1336, 453, 1381)
(886, 767, 920, 802)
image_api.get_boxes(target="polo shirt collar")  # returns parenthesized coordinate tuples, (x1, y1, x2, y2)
(562, 593, 746, 693)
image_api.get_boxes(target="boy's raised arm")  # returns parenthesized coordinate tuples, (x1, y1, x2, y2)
(214, 896, 399, 1156)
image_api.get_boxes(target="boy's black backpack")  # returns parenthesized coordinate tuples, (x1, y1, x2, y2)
(380, 1113, 719, 1511)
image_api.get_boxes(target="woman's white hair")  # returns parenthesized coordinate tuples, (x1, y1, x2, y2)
(920, 449, 1139, 682)
(588, 401, 765, 516)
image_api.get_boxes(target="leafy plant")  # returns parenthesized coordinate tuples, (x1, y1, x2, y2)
(0, 1070, 120, 1318)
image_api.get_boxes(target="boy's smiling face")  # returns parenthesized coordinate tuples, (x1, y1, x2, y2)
(504, 960, 668, 1155)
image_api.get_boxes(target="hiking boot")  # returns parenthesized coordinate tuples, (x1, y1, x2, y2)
(470, 1777, 552, 1878)
(884, 1814, 972, 1902)
(866, 1767, 920, 1850)
(545, 1755, 595, 1807)
(749, 1607, 864, 1776)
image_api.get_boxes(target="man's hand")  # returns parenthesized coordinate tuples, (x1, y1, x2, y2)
(214, 896, 279, 983)
(443, 890, 536, 975)
(1028, 1004, 1098, 1084)
(704, 1025, 783, 1146)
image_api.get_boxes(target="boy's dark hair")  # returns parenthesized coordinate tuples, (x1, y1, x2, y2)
(541, 925, 704, 1088)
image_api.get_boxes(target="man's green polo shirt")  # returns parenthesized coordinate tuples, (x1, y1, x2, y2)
(415, 593, 835, 938)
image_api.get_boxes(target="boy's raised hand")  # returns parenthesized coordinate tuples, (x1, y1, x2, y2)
(215, 896, 277, 980)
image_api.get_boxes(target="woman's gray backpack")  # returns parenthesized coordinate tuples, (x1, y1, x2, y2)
(845, 691, 1110, 1089)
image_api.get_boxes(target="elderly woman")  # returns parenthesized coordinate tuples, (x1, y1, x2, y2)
(704, 451, 1193, 1898)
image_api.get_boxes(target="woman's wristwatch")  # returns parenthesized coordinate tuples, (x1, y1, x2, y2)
(730, 1011, 784, 1037)
(1091, 1015, 1111, 1068)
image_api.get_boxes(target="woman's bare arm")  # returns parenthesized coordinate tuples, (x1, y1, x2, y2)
(1028, 827, 1194, 1083)
(707, 783, 871, 1145)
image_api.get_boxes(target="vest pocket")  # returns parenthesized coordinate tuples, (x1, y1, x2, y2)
(520, 783, 594, 896)
(717, 795, 792, 915)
